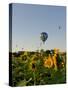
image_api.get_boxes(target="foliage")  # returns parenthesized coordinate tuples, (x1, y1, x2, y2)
(11, 50, 66, 86)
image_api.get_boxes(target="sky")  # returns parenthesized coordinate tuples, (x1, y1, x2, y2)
(12, 3, 66, 52)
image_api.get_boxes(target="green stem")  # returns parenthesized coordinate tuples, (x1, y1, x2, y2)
(33, 71, 36, 85)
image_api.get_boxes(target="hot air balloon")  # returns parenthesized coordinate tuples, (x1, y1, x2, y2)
(40, 32, 48, 44)
(58, 26, 61, 30)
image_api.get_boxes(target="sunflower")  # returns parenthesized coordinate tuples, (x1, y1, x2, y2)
(54, 48, 59, 54)
(24, 51, 28, 56)
(52, 53, 58, 70)
(29, 60, 36, 71)
(44, 54, 53, 68)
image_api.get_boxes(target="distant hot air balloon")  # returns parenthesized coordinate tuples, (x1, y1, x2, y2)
(58, 26, 61, 30)
(40, 32, 48, 44)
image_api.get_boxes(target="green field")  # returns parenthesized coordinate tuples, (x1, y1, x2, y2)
(10, 49, 66, 86)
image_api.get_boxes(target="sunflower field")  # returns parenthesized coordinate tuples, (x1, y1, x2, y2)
(10, 49, 66, 86)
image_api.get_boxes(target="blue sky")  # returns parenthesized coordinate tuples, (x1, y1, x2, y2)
(12, 3, 66, 52)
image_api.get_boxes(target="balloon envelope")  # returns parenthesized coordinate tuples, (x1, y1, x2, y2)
(40, 32, 48, 43)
